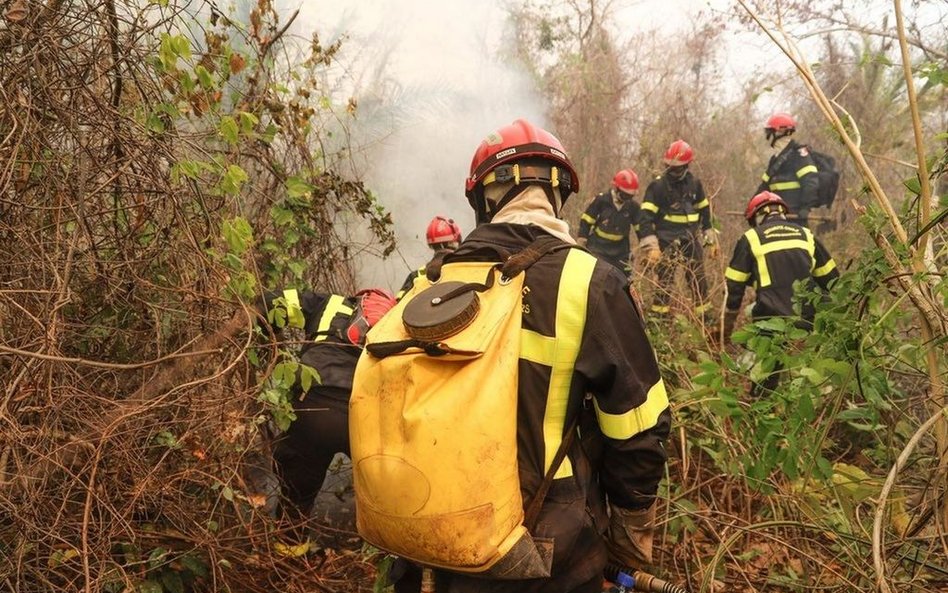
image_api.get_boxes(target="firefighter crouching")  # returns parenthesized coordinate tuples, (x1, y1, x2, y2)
(722, 191, 839, 397)
(256, 288, 396, 524)
(577, 169, 642, 277)
(637, 139, 718, 320)
(385, 119, 671, 593)
(758, 112, 819, 228)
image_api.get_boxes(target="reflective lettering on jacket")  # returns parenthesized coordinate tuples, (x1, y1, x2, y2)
(725, 218, 839, 319)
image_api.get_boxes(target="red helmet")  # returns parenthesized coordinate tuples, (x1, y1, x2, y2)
(464, 119, 579, 207)
(765, 112, 796, 132)
(346, 288, 397, 345)
(612, 169, 639, 193)
(425, 216, 462, 247)
(663, 140, 694, 166)
(745, 191, 789, 225)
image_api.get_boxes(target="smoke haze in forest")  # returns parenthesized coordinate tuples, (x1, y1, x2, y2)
(288, 0, 546, 291)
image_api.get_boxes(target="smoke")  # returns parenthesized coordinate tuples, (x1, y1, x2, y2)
(283, 0, 546, 291)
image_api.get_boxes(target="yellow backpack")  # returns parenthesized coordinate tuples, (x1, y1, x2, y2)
(349, 237, 567, 578)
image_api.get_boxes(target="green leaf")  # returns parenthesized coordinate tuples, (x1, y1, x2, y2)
(161, 571, 185, 593)
(222, 485, 234, 502)
(139, 581, 163, 593)
(903, 176, 921, 194)
(147, 547, 169, 569)
(219, 116, 239, 145)
(218, 164, 248, 196)
(181, 554, 209, 577)
(239, 111, 259, 133)
(285, 175, 314, 199)
(299, 364, 321, 392)
(222, 217, 253, 255)
(195, 65, 213, 89)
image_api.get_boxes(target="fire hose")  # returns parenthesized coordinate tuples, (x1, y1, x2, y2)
(604, 563, 690, 593)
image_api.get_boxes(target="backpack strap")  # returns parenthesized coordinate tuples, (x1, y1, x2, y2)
(523, 412, 581, 532)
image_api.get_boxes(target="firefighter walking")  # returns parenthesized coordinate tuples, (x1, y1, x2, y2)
(758, 112, 819, 227)
(722, 191, 839, 397)
(577, 169, 642, 276)
(638, 140, 718, 320)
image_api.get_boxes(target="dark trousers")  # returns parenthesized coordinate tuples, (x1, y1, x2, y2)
(272, 388, 350, 519)
(652, 233, 708, 314)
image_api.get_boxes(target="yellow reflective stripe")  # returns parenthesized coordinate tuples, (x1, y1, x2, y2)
(651, 304, 670, 313)
(282, 289, 305, 329)
(813, 259, 837, 277)
(744, 229, 770, 287)
(796, 165, 818, 177)
(542, 249, 596, 479)
(663, 213, 700, 223)
(593, 227, 624, 241)
(641, 201, 659, 213)
(520, 329, 556, 365)
(725, 267, 751, 283)
(694, 198, 709, 209)
(761, 172, 770, 182)
(593, 380, 669, 440)
(581, 213, 596, 224)
(313, 295, 354, 342)
(769, 180, 801, 191)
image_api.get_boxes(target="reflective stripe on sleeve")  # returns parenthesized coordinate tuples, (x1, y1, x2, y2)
(641, 201, 660, 213)
(581, 213, 596, 224)
(813, 259, 837, 277)
(769, 180, 801, 191)
(725, 267, 751, 283)
(593, 379, 669, 440)
(694, 198, 709, 209)
(761, 172, 770, 182)
(796, 165, 818, 177)
(282, 289, 305, 329)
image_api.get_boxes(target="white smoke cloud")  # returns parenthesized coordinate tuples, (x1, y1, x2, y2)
(283, 0, 546, 291)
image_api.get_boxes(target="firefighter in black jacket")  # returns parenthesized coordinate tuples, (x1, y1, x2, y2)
(577, 169, 642, 275)
(388, 119, 671, 593)
(638, 140, 717, 319)
(257, 288, 396, 520)
(723, 191, 839, 396)
(396, 216, 462, 299)
(758, 112, 819, 227)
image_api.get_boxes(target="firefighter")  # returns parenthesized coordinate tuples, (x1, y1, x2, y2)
(257, 288, 396, 522)
(577, 169, 642, 276)
(722, 191, 839, 397)
(390, 119, 671, 593)
(396, 215, 462, 299)
(638, 140, 717, 320)
(758, 112, 819, 227)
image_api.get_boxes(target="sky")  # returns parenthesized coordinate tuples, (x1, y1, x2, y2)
(278, 0, 944, 290)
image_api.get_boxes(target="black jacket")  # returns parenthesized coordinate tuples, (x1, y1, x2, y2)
(725, 216, 839, 321)
(638, 170, 710, 241)
(757, 139, 819, 214)
(578, 190, 641, 261)
(262, 289, 361, 394)
(441, 223, 671, 591)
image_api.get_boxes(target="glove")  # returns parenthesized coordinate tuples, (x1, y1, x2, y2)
(702, 228, 720, 259)
(722, 309, 739, 347)
(576, 236, 588, 247)
(639, 235, 661, 266)
(607, 502, 656, 568)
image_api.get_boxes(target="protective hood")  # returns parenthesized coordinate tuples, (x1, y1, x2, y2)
(488, 184, 576, 245)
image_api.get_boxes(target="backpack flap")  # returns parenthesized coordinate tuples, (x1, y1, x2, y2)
(351, 261, 547, 576)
